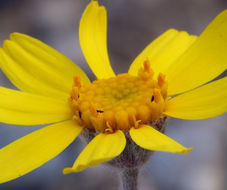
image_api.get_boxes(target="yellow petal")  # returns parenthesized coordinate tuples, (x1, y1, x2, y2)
(164, 77, 227, 119)
(63, 130, 126, 173)
(0, 87, 73, 125)
(0, 49, 66, 98)
(128, 29, 197, 77)
(166, 10, 227, 95)
(130, 125, 192, 154)
(0, 120, 83, 183)
(79, 1, 115, 79)
(0, 33, 90, 98)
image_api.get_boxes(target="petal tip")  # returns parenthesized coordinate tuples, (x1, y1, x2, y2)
(9, 32, 20, 40)
(63, 167, 75, 175)
(63, 164, 85, 174)
(89, 0, 99, 7)
(178, 146, 193, 154)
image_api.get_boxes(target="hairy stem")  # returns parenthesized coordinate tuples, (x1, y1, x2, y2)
(119, 168, 139, 190)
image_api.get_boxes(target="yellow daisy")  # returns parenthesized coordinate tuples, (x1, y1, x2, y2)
(0, 0, 226, 184)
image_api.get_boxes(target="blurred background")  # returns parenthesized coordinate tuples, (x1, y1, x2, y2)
(0, 0, 227, 189)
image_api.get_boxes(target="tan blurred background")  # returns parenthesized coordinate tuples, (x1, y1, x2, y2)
(0, 0, 227, 190)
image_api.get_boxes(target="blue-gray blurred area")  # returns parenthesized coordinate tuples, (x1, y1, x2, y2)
(0, 0, 227, 190)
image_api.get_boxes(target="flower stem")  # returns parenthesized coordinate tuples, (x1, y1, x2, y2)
(119, 168, 139, 190)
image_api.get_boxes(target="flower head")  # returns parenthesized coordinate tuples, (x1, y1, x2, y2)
(0, 0, 226, 183)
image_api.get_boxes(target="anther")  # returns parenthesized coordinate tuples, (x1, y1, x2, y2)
(158, 73, 166, 88)
(143, 59, 151, 73)
(153, 89, 161, 103)
(74, 75, 81, 89)
(151, 95, 154, 102)
(71, 87, 79, 100)
(138, 59, 154, 80)
(97, 110, 104, 113)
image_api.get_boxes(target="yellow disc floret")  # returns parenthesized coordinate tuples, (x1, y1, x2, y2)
(70, 60, 168, 133)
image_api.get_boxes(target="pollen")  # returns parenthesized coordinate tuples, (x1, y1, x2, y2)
(70, 61, 168, 132)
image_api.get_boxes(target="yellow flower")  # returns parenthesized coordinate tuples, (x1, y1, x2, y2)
(0, 0, 226, 183)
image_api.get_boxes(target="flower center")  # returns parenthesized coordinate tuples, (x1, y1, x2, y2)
(70, 61, 168, 132)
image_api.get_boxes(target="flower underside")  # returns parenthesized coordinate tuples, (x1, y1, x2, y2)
(70, 61, 168, 132)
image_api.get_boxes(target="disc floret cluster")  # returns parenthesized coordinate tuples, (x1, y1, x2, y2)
(70, 61, 168, 132)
